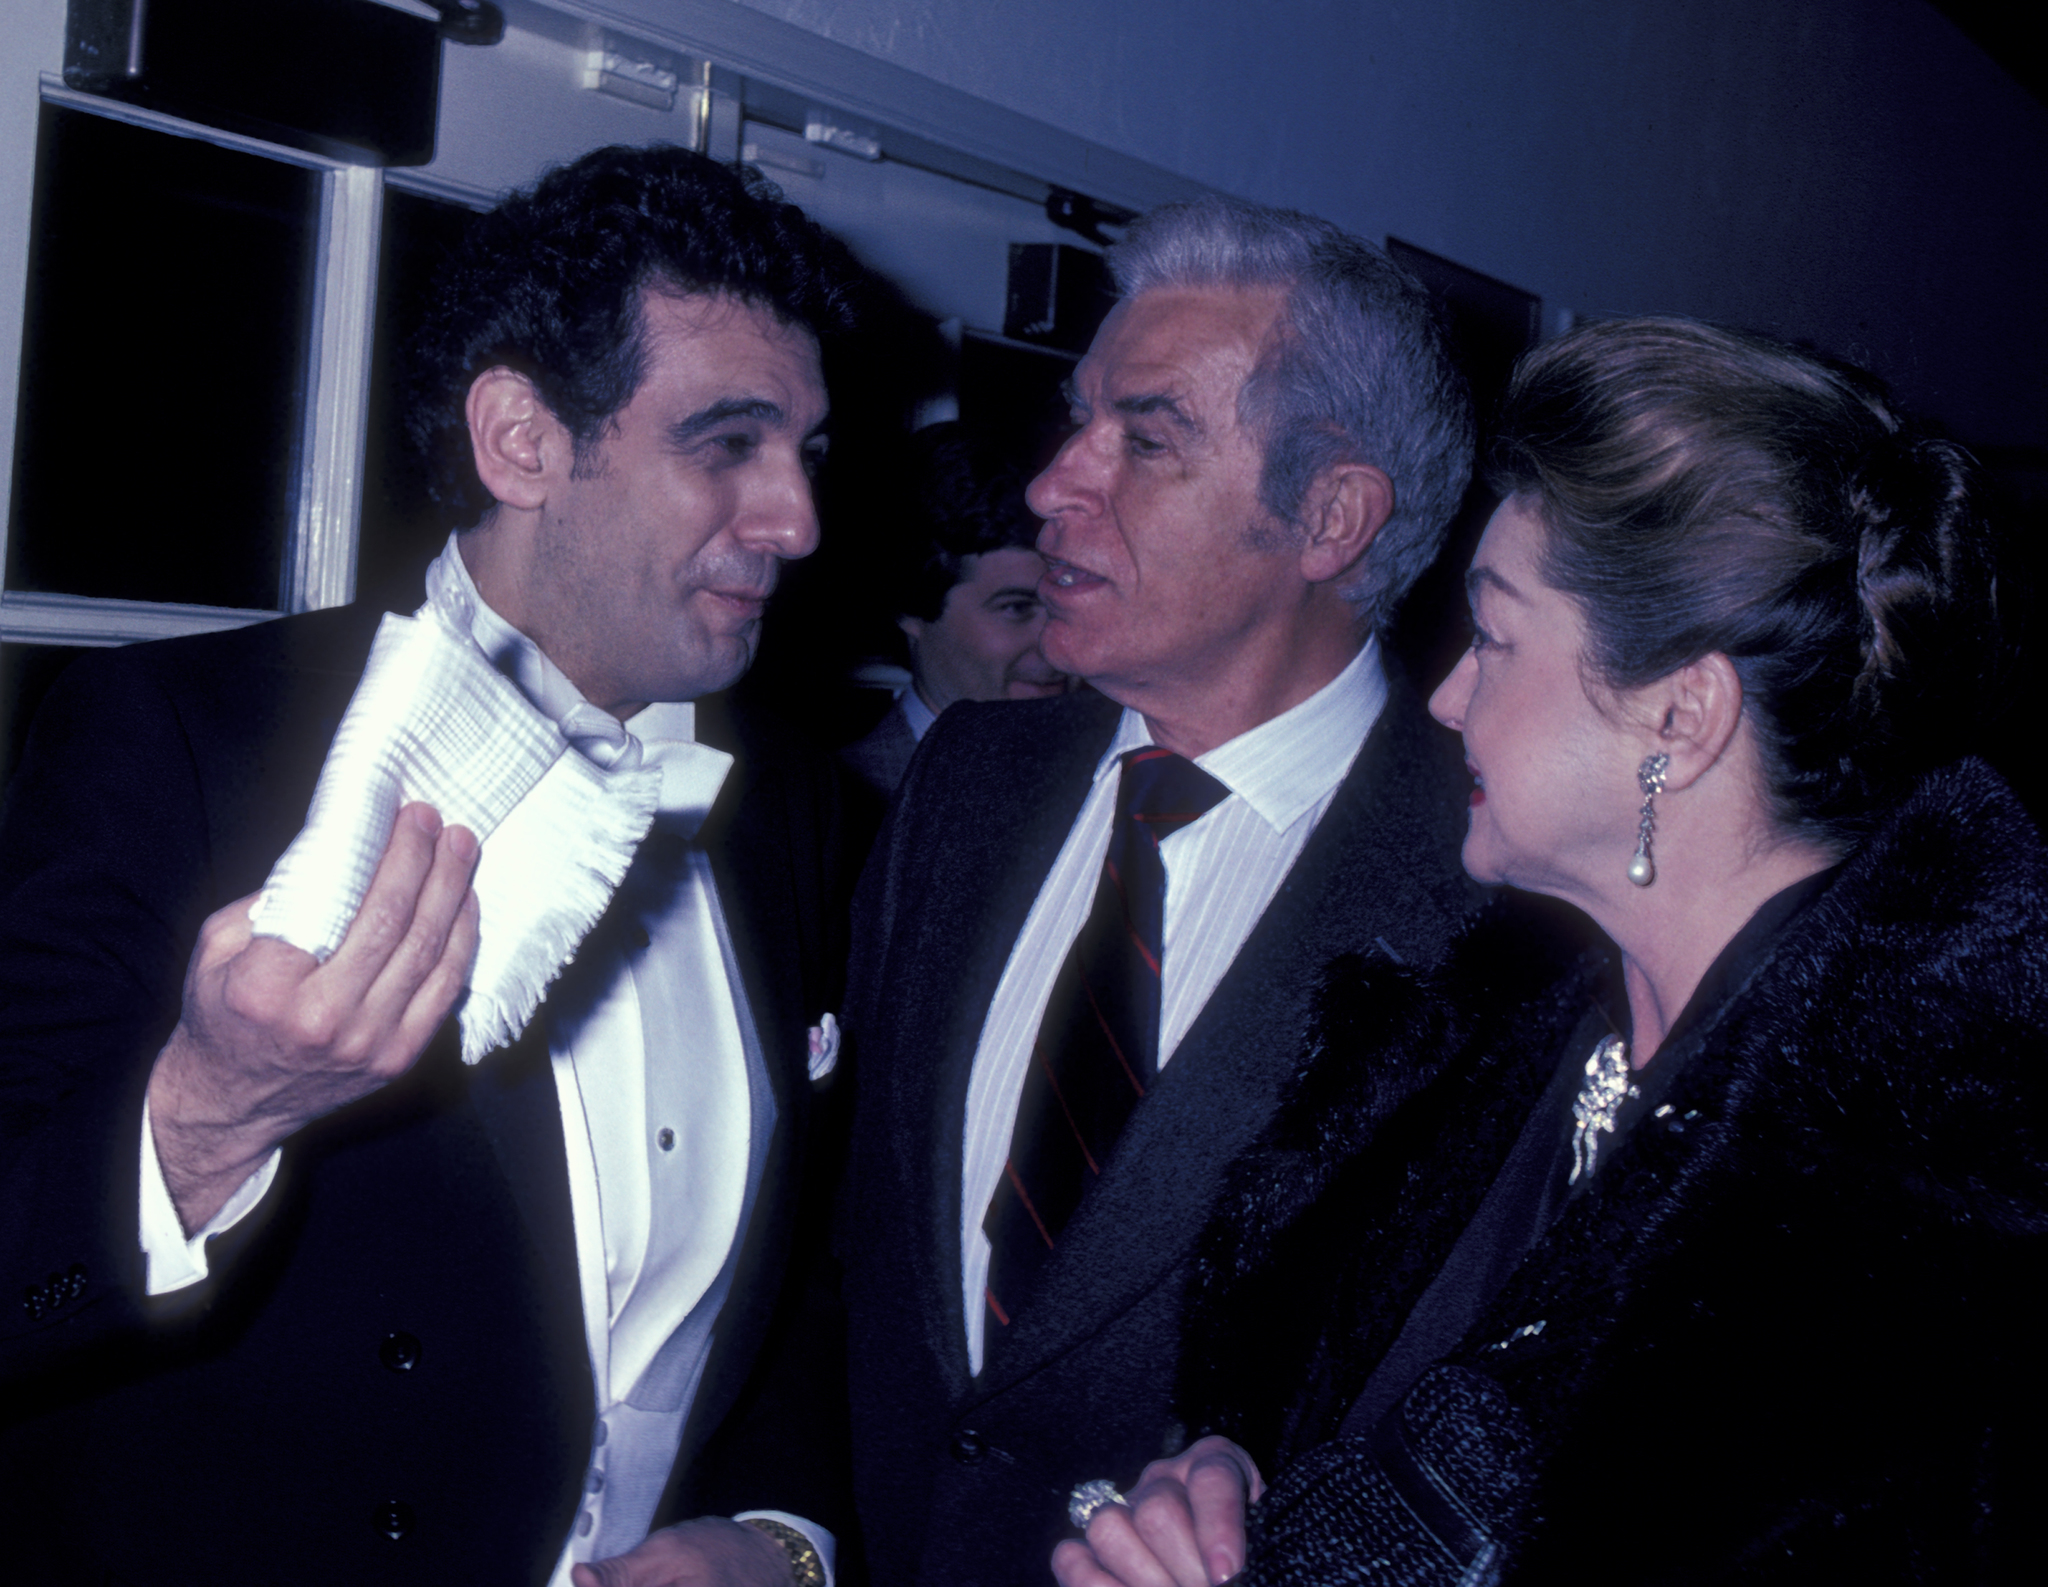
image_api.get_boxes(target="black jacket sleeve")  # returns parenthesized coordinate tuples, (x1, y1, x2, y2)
(1, 647, 224, 1373)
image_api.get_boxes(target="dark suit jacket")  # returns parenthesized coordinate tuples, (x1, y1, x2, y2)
(838, 675, 1483, 1586)
(0, 604, 851, 1585)
(839, 695, 919, 797)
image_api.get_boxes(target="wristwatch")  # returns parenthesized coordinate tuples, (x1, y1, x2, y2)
(741, 1516, 827, 1587)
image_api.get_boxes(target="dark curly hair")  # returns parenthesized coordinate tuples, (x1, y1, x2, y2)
(406, 143, 870, 526)
(889, 423, 1043, 622)
(1491, 316, 2002, 848)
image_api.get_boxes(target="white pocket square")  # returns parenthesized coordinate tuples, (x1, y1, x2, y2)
(807, 1013, 841, 1081)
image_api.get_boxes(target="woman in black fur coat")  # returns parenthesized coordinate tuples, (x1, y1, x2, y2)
(1054, 319, 2044, 1586)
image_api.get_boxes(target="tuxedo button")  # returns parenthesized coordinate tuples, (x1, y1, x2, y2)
(629, 925, 652, 951)
(379, 1332, 422, 1372)
(373, 1499, 414, 1540)
(950, 1429, 987, 1464)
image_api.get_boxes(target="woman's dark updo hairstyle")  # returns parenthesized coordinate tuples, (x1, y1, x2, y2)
(406, 143, 869, 527)
(1491, 316, 2000, 849)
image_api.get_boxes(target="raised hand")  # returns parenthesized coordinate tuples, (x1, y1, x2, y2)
(147, 802, 480, 1230)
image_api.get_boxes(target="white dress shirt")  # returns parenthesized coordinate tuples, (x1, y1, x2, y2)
(900, 684, 939, 743)
(959, 639, 1389, 1374)
(136, 541, 831, 1580)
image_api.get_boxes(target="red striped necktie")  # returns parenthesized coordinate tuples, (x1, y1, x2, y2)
(982, 747, 1229, 1345)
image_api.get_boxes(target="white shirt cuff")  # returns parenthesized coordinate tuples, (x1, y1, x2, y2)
(736, 1511, 836, 1586)
(139, 1095, 282, 1296)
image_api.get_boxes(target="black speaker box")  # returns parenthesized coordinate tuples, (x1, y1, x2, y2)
(64, 0, 441, 166)
(1004, 242, 1115, 355)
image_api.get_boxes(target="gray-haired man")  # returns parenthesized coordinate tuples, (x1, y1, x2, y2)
(838, 196, 1484, 1585)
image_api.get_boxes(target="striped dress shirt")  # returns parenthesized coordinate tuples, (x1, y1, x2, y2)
(959, 639, 1389, 1373)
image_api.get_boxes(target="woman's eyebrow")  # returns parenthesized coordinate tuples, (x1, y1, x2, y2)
(1465, 564, 1524, 605)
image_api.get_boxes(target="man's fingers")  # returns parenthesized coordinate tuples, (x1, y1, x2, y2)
(568, 1547, 677, 1587)
(323, 802, 446, 990)
(213, 935, 325, 1035)
(356, 821, 478, 1034)
(568, 1517, 790, 1587)
(391, 887, 479, 1058)
(191, 890, 262, 972)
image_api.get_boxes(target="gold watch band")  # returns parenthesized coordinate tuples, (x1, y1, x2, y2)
(740, 1517, 826, 1587)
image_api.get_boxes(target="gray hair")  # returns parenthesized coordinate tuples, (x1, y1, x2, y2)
(1109, 196, 1474, 628)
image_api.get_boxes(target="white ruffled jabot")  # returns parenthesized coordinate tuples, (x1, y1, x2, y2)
(248, 552, 730, 1064)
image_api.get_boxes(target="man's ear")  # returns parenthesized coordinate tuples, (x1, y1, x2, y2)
(1645, 652, 1744, 793)
(1298, 462, 1395, 585)
(896, 613, 927, 646)
(465, 366, 561, 511)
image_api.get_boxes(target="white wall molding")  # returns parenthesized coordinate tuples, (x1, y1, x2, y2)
(286, 164, 384, 613)
(384, 165, 503, 209)
(0, 0, 70, 588)
(501, 0, 1207, 214)
(38, 79, 349, 172)
(1, 591, 277, 647)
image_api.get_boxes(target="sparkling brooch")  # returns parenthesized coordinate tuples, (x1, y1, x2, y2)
(1569, 1034, 1637, 1184)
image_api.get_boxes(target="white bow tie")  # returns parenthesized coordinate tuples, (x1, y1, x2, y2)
(558, 705, 733, 837)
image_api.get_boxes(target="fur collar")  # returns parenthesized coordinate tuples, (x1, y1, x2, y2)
(1179, 758, 2048, 1492)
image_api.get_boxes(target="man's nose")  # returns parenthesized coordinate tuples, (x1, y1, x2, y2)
(744, 458, 822, 561)
(1025, 426, 1102, 524)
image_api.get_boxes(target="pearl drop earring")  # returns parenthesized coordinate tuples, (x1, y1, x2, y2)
(1627, 753, 1671, 887)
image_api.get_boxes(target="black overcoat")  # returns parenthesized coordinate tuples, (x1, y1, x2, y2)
(839, 678, 1482, 1586)
(0, 603, 851, 1584)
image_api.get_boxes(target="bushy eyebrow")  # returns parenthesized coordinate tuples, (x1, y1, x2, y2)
(668, 397, 785, 447)
(1059, 379, 1201, 438)
(1110, 392, 1200, 436)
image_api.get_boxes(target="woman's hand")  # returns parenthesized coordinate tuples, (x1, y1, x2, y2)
(1050, 1436, 1265, 1587)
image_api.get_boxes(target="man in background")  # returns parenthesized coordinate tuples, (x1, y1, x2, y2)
(839, 195, 1484, 1584)
(842, 422, 1069, 796)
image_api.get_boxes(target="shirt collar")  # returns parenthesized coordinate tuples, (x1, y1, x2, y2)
(900, 685, 940, 744)
(430, 535, 699, 755)
(1098, 636, 1388, 836)
(427, 537, 728, 823)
